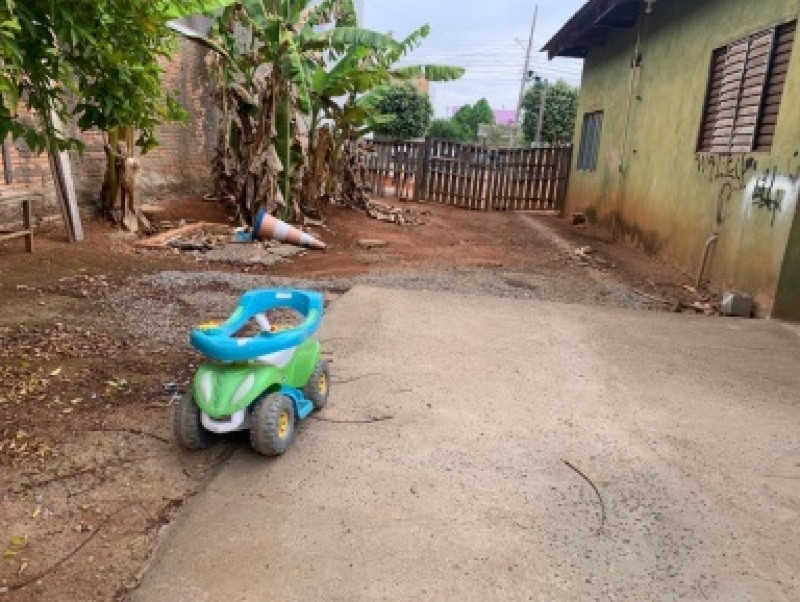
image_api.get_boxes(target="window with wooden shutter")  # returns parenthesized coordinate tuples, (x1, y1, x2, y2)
(697, 20, 796, 153)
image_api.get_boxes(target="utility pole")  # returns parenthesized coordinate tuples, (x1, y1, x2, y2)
(515, 4, 538, 129)
(534, 81, 547, 146)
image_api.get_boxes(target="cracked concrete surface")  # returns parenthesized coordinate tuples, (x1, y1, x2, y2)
(133, 286, 800, 601)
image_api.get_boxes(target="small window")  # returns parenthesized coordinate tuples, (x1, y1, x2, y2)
(698, 20, 796, 153)
(577, 110, 603, 171)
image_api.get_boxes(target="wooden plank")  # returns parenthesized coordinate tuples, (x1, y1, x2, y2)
(527, 148, 538, 211)
(509, 149, 519, 210)
(429, 141, 439, 202)
(440, 141, 450, 205)
(541, 147, 551, 208)
(521, 149, 532, 209)
(520, 149, 533, 210)
(456, 145, 466, 208)
(508, 149, 518, 210)
(413, 140, 427, 201)
(524, 149, 535, 208)
(505, 150, 515, 210)
(22, 198, 32, 252)
(504, 150, 514, 210)
(517, 149, 528, 210)
(549, 146, 559, 207)
(0, 230, 33, 243)
(556, 145, 571, 211)
(443, 141, 453, 205)
(770, 61, 790, 78)
(48, 112, 83, 242)
(467, 146, 477, 209)
(533, 147, 544, 206)
(497, 151, 509, 210)
(452, 143, 461, 206)
(552, 147, 563, 208)
(2, 135, 12, 184)
(488, 150, 500, 210)
(479, 149, 491, 210)
(451, 142, 459, 206)
(461, 147, 471, 209)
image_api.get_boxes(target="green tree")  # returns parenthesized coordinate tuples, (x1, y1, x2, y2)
(372, 84, 433, 140)
(428, 118, 472, 141)
(521, 79, 579, 145)
(0, 0, 231, 153)
(451, 98, 494, 140)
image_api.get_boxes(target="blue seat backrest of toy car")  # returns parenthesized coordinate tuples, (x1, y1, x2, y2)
(190, 289, 323, 362)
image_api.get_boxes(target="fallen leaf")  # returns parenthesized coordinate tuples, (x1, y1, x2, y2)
(49, 367, 62, 376)
(32, 506, 41, 518)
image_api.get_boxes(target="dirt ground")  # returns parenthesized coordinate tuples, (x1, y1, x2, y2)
(0, 197, 708, 600)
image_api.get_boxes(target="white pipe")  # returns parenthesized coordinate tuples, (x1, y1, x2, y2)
(255, 313, 271, 332)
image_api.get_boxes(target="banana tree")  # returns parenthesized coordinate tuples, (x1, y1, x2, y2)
(207, 0, 463, 221)
(208, 0, 374, 221)
(305, 23, 464, 208)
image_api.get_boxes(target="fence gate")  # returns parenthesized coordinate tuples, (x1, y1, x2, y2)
(365, 138, 572, 211)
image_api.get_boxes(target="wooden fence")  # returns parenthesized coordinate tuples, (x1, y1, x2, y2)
(364, 138, 572, 211)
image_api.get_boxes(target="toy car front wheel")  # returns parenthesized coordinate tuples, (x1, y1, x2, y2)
(303, 360, 330, 410)
(250, 393, 296, 456)
(173, 393, 214, 450)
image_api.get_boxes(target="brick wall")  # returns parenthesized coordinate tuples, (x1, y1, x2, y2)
(0, 38, 218, 225)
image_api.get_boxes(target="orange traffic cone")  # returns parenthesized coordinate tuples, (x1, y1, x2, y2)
(252, 209, 326, 250)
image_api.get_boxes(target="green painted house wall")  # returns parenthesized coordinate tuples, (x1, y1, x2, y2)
(565, 0, 800, 318)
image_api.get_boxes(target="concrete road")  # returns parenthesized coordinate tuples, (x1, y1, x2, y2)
(134, 287, 800, 601)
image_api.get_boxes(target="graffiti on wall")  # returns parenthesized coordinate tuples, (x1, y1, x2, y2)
(696, 151, 800, 228)
(695, 154, 759, 189)
(743, 168, 800, 227)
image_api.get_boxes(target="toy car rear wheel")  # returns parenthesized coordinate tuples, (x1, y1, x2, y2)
(250, 393, 296, 456)
(173, 393, 214, 450)
(303, 360, 330, 410)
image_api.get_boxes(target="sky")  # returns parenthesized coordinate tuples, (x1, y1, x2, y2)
(361, 0, 587, 117)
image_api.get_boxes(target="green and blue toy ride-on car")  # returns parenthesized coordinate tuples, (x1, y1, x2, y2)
(173, 289, 329, 456)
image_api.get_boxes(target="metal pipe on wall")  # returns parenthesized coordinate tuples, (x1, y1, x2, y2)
(696, 233, 719, 291)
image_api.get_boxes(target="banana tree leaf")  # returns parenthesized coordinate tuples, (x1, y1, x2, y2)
(162, 0, 238, 19)
(392, 64, 465, 82)
(387, 24, 430, 62)
(323, 26, 395, 50)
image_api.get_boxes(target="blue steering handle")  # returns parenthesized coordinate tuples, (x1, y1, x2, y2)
(190, 289, 323, 362)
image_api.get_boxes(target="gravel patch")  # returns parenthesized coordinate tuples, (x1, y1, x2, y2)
(106, 266, 654, 347)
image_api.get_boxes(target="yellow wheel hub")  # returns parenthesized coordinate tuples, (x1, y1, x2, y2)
(277, 410, 290, 439)
(318, 372, 328, 395)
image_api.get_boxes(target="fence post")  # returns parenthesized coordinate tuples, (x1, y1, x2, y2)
(413, 137, 429, 202)
(555, 144, 573, 215)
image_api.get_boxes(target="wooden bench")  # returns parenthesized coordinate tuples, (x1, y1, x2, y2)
(0, 190, 42, 252)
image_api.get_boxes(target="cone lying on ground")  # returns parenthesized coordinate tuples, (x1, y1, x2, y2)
(252, 209, 326, 250)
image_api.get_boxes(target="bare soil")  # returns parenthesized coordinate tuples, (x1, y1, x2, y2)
(0, 197, 702, 600)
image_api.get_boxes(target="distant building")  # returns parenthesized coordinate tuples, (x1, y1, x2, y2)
(446, 107, 517, 125)
(493, 110, 517, 126)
